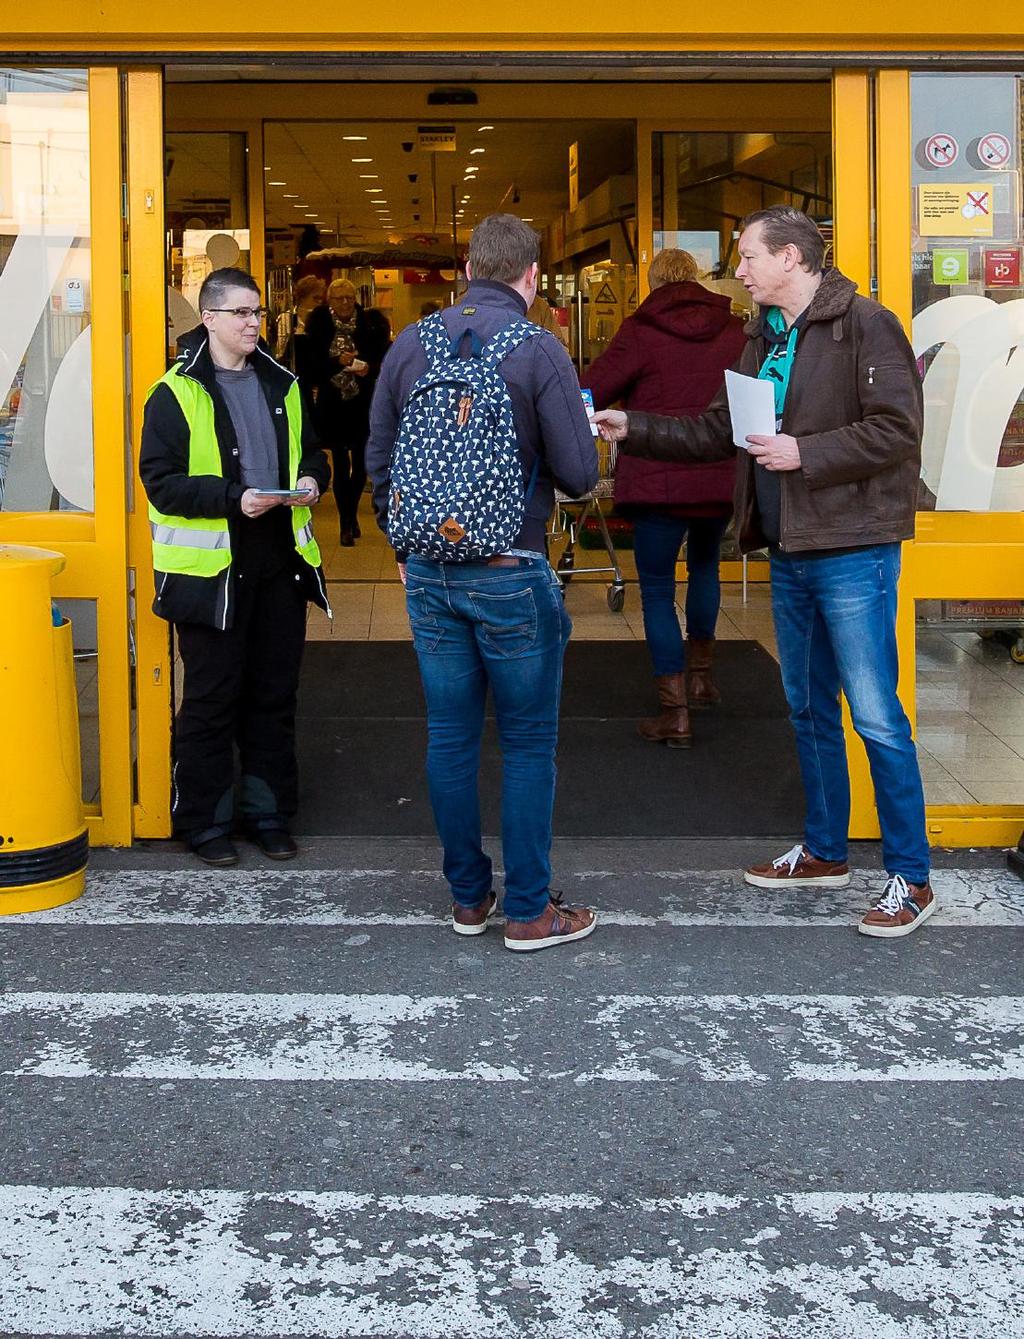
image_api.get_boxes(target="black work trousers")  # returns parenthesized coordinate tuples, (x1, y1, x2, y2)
(172, 561, 307, 842)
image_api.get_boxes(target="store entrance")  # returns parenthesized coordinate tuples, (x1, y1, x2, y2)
(156, 75, 834, 838)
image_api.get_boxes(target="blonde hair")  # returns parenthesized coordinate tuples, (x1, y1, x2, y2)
(648, 249, 699, 289)
(294, 275, 325, 304)
(328, 278, 357, 300)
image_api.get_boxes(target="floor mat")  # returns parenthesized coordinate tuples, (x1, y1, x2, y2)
(295, 641, 803, 837)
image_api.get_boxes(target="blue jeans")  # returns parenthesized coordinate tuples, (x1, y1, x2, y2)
(770, 543, 929, 883)
(405, 555, 572, 922)
(632, 512, 730, 676)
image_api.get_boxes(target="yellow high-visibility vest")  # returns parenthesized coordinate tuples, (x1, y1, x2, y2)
(146, 362, 321, 577)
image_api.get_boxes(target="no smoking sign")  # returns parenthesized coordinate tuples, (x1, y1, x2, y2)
(976, 131, 1012, 169)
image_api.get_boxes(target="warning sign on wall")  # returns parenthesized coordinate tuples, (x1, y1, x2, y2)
(918, 183, 995, 237)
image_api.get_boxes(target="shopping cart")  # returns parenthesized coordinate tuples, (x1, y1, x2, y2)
(918, 598, 1024, 664)
(549, 436, 627, 613)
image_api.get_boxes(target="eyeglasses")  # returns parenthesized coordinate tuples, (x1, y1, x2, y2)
(205, 306, 265, 320)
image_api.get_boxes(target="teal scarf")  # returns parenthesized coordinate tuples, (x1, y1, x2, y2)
(757, 307, 801, 426)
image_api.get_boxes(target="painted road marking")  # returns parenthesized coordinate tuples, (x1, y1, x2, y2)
(2, 991, 1023, 1083)
(1, 1186, 1022, 1337)
(3, 867, 1020, 927)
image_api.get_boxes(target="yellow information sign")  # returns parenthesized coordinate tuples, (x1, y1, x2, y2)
(918, 183, 995, 237)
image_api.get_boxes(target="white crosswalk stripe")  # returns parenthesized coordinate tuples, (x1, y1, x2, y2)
(2, 989, 1023, 1083)
(2, 854, 1021, 1334)
(3, 866, 1021, 926)
(2, 1186, 1023, 1337)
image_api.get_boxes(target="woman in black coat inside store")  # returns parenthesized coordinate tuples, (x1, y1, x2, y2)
(306, 279, 391, 545)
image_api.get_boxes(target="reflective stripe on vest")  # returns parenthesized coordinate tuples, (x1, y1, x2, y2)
(146, 356, 321, 578)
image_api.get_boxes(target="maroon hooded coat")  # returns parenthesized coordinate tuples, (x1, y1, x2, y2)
(582, 281, 746, 512)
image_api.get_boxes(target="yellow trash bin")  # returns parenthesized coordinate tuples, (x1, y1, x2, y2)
(0, 544, 87, 915)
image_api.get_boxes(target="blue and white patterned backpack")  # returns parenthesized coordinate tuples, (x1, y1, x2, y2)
(386, 311, 539, 561)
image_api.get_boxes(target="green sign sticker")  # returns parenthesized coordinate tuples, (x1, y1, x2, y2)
(933, 248, 969, 285)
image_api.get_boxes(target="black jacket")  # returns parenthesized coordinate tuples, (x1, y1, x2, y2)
(366, 280, 599, 554)
(139, 329, 331, 629)
(305, 302, 392, 443)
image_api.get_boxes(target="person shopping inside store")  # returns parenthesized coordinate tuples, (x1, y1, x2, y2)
(582, 247, 745, 747)
(593, 206, 934, 939)
(306, 277, 391, 546)
(140, 267, 330, 868)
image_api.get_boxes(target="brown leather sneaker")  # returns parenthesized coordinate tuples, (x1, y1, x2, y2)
(452, 892, 498, 937)
(859, 876, 936, 938)
(504, 894, 596, 953)
(744, 843, 851, 889)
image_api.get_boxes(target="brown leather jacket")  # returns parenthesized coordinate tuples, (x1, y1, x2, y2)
(621, 268, 923, 554)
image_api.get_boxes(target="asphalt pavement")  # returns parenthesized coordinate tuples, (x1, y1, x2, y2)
(1, 836, 1022, 1338)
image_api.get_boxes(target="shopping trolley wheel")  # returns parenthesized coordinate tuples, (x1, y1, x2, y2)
(607, 583, 626, 613)
(1011, 637, 1024, 665)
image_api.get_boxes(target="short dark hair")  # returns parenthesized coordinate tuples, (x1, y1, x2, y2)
(198, 267, 260, 313)
(467, 214, 539, 284)
(740, 206, 826, 274)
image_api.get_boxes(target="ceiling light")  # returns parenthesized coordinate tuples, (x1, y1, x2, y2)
(264, 166, 272, 172)
(358, 174, 379, 179)
(343, 135, 368, 141)
(283, 193, 298, 198)
(477, 125, 494, 132)
(351, 157, 373, 163)
(522, 217, 534, 222)
(268, 180, 286, 186)
(366, 187, 382, 193)
(470, 148, 486, 155)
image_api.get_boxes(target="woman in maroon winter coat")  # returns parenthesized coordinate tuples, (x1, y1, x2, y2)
(582, 249, 746, 747)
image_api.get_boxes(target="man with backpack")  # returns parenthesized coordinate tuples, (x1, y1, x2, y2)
(366, 213, 599, 952)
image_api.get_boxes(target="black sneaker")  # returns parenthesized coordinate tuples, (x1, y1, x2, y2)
(192, 835, 239, 867)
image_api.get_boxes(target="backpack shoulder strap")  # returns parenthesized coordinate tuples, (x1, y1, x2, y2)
(483, 318, 540, 365)
(416, 310, 451, 366)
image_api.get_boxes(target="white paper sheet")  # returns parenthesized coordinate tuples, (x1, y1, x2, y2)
(724, 369, 776, 450)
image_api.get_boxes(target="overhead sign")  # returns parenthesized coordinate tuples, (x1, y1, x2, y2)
(417, 125, 456, 152)
(924, 133, 959, 169)
(568, 141, 579, 213)
(919, 183, 995, 237)
(975, 131, 1012, 169)
(932, 248, 969, 284)
(984, 247, 1021, 287)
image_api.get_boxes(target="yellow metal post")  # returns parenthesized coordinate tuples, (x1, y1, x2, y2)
(126, 69, 174, 838)
(832, 70, 881, 838)
(83, 68, 133, 845)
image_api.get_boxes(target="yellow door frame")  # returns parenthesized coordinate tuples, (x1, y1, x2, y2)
(0, 67, 134, 846)
(127, 68, 1024, 846)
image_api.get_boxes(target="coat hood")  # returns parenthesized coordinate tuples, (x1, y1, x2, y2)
(633, 281, 736, 342)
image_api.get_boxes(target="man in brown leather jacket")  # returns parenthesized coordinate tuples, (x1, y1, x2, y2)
(595, 205, 933, 939)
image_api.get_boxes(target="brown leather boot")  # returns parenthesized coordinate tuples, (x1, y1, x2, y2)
(637, 672, 692, 748)
(687, 637, 721, 709)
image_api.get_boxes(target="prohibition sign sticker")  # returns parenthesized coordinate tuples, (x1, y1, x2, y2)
(978, 131, 1012, 168)
(925, 132, 959, 168)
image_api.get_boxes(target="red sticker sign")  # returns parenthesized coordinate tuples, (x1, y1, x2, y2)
(984, 247, 1021, 288)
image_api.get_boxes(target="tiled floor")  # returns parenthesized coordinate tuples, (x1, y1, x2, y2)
(307, 493, 779, 655)
(916, 627, 1024, 806)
